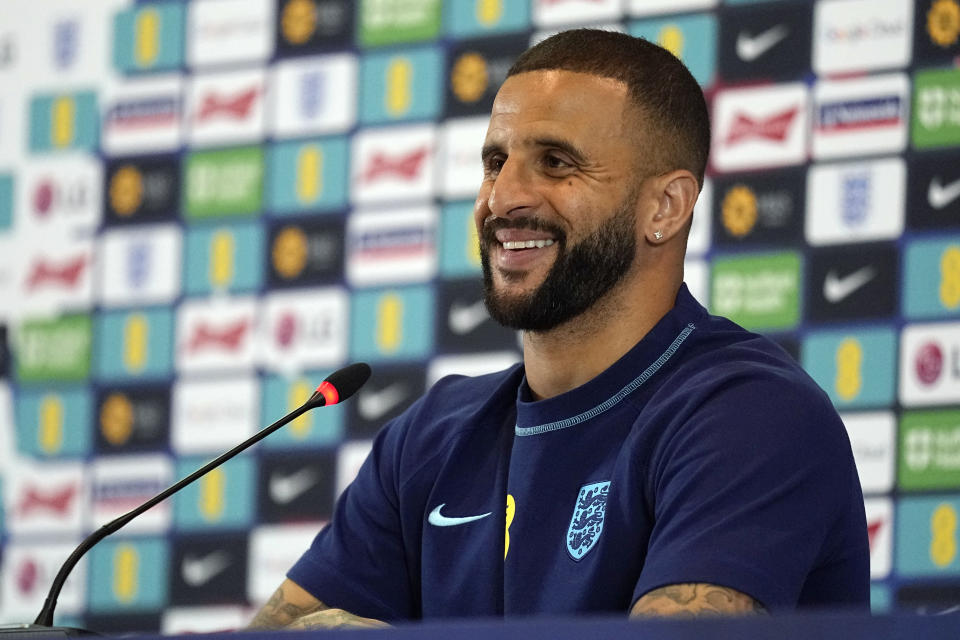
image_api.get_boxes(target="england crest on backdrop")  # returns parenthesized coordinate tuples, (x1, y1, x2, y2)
(567, 481, 611, 561)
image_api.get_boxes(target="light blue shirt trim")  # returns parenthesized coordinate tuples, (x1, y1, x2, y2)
(515, 323, 696, 437)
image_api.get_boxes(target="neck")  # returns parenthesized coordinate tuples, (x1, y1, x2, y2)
(521, 271, 681, 400)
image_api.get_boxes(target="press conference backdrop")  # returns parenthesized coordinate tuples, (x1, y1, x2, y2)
(0, 0, 958, 633)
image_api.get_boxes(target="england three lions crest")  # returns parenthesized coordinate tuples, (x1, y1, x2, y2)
(566, 481, 611, 561)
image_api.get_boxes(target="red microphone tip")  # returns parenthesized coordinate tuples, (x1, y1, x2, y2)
(315, 381, 339, 406)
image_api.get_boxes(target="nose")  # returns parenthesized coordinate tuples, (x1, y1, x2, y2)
(486, 156, 540, 218)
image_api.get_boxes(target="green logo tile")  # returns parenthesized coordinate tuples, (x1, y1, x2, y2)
(17, 315, 92, 382)
(710, 251, 802, 331)
(900, 409, 960, 491)
(183, 147, 264, 219)
(912, 68, 960, 149)
(358, 0, 441, 47)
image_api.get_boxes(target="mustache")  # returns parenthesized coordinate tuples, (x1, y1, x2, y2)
(480, 216, 566, 247)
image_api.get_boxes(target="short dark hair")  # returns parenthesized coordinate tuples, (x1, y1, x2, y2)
(507, 29, 710, 189)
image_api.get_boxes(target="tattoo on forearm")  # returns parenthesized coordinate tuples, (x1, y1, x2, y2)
(631, 583, 766, 618)
(284, 610, 390, 630)
(248, 586, 327, 629)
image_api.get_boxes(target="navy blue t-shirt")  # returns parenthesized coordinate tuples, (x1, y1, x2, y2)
(288, 285, 869, 619)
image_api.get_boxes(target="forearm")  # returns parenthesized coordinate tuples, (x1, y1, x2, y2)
(630, 583, 766, 618)
(249, 580, 329, 629)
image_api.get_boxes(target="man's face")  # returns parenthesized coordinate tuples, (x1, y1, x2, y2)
(474, 70, 645, 332)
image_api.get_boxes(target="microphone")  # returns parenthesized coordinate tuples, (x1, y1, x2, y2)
(17, 363, 371, 634)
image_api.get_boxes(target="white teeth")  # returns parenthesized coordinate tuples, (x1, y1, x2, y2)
(502, 239, 555, 250)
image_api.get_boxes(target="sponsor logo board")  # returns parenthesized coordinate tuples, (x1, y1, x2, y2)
(813, 0, 913, 75)
(350, 286, 434, 362)
(447, 0, 530, 38)
(270, 55, 357, 138)
(712, 168, 804, 247)
(4, 461, 85, 536)
(914, 0, 960, 65)
(260, 287, 348, 374)
(261, 373, 345, 448)
(802, 328, 897, 410)
(183, 146, 264, 219)
(172, 376, 259, 454)
(266, 137, 349, 214)
(112, 3, 186, 73)
(359, 46, 443, 124)
(896, 495, 960, 576)
(437, 278, 518, 354)
(0, 541, 86, 618)
(275, 0, 354, 54)
(248, 524, 322, 602)
(907, 149, 960, 230)
(427, 351, 521, 386)
(900, 322, 960, 406)
(351, 125, 436, 205)
(841, 412, 896, 494)
(628, 0, 717, 15)
(812, 73, 909, 160)
(346, 207, 437, 287)
(440, 117, 488, 199)
(28, 91, 98, 152)
(94, 386, 170, 454)
(102, 74, 183, 155)
(717, 2, 810, 82)
(630, 13, 716, 87)
(183, 222, 264, 295)
(357, 0, 441, 46)
(90, 454, 172, 532)
(95, 308, 174, 382)
(16, 315, 92, 382)
(174, 456, 255, 530)
(98, 224, 182, 307)
(259, 451, 336, 522)
(710, 251, 801, 331)
(267, 219, 344, 287)
(445, 35, 528, 117)
(865, 497, 893, 579)
(903, 236, 960, 320)
(87, 537, 169, 613)
(533, 0, 622, 26)
(711, 83, 808, 172)
(440, 201, 482, 278)
(176, 297, 258, 374)
(17, 237, 95, 317)
(347, 364, 425, 440)
(187, 0, 274, 68)
(900, 409, 960, 491)
(805, 157, 906, 246)
(186, 69, 267, 147)
(913, 67, 960, 149)
(104, 156, 180, 225)
(18, 156, 101, 235)
(336, 440, 373, 498)
(806, 242, 898, 324)
(170, 535, 248, 605)
(15, 387, 92, 458)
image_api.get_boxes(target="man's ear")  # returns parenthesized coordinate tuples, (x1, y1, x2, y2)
(642, 170, 699, 245)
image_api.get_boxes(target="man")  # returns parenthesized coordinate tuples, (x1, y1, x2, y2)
(250, 29, 869, 629)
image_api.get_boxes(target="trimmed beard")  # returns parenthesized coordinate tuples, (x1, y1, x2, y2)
(480, 201, 637, 332)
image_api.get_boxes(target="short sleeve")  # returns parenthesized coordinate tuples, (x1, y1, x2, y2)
(287, 410, 415, 621)
(633, 376, 863, 610)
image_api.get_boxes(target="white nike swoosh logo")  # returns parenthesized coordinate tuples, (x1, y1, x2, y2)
(823, 266, 877, 303)
(928, 176, 960, 210)
(736, 24, 789, 62)
(269, 468, 320, 505)
(181, 551, 232, 587)
(427, 504, 491, 527)
(448, 299, 489, 335)
(357, 382, 409, 421)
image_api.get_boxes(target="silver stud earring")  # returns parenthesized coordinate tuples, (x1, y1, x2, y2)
(653, 230, 663, 241)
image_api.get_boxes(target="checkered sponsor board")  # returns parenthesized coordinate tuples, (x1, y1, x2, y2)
(2, 0, 960, 631)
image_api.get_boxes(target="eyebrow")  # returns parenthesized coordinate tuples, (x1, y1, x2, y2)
(481, 137, 589, 164)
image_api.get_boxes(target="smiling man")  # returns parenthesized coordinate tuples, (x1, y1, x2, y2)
(250, 29, 868, 630)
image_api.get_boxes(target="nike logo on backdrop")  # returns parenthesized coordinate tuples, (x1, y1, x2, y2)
(428, 504, 491, 527)
(269, 468, 320, 504)
(448, 299, 489, 335)
(823, 266, 877, 303)
(357, 382, 409, 421)
(928, 176, 960, 210)
(736, 24, 789, 62)
(181, 551, 232, 587)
